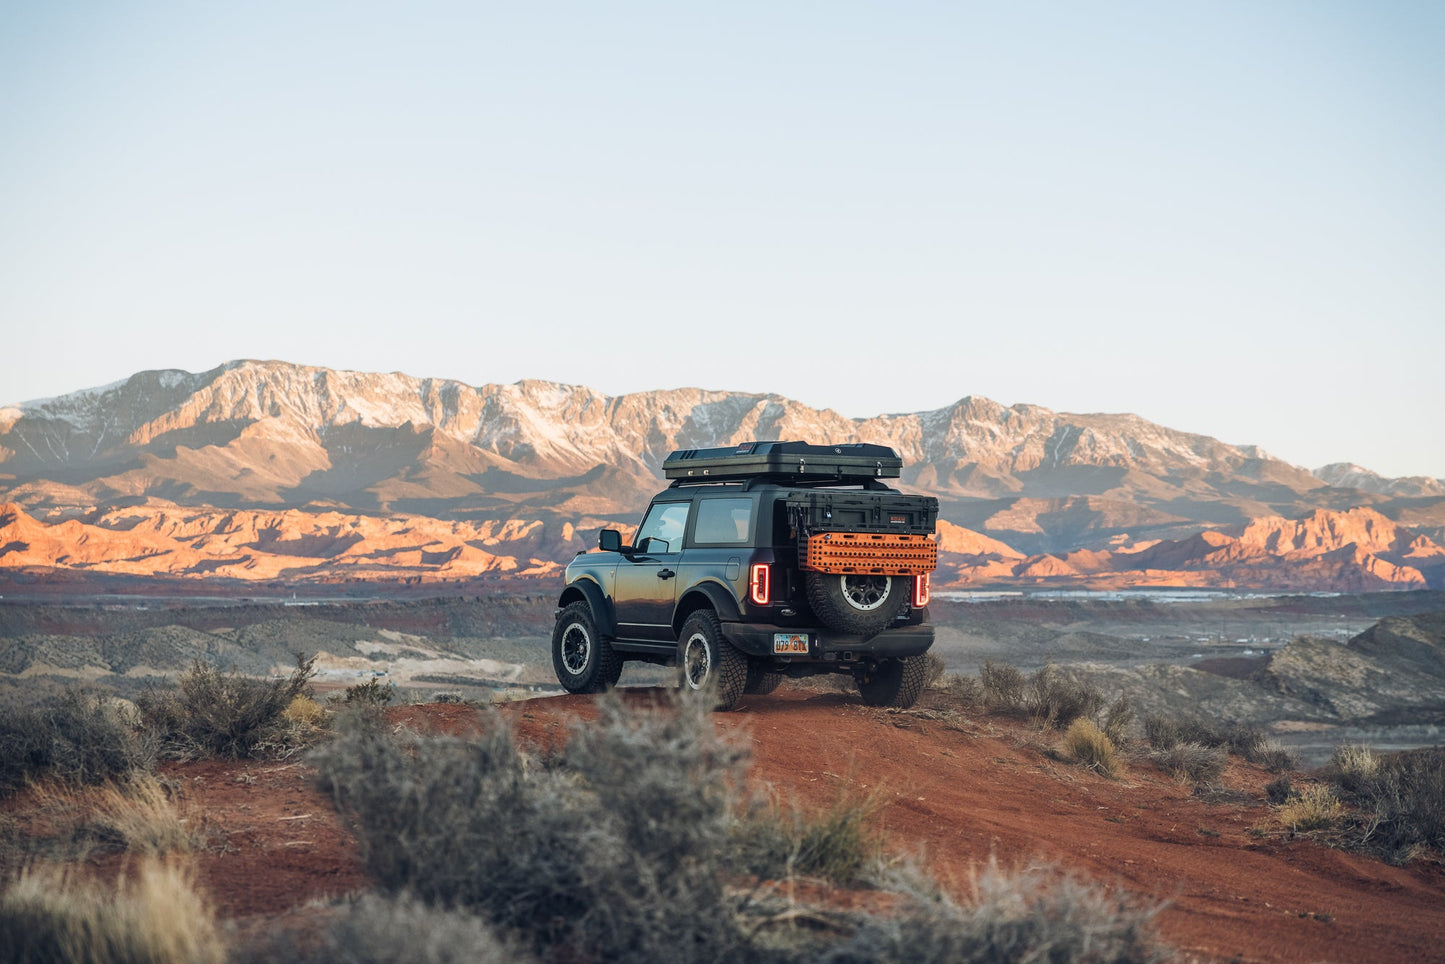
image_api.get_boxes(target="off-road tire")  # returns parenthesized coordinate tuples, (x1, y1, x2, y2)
(805, 571, 910, 637)
(678, 610, 748, 711)
(552, 601, 623, 694)
(856, 654, 928, 708)
(744, 660, 785, 696)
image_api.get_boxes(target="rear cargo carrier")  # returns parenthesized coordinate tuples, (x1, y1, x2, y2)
(786, 490, 939, 575)
(664, 440, 901, 484)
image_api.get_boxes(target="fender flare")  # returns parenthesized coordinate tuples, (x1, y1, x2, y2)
(672, 580, 742, 636)
(557, 577, 617, 638)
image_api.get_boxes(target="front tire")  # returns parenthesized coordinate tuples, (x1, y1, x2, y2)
(856, 655, 928, 708)
(552, 601, 622, 694)
(805, 571, 909, 636)
(678, 610, 747, 711)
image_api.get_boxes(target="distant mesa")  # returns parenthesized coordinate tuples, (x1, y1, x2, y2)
(2, 360, 1442, 592)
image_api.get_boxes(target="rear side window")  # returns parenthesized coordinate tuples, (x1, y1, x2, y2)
(693, 498, 753, 545)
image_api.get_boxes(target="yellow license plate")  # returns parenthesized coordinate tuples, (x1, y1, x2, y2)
(773, 633, 809, 654)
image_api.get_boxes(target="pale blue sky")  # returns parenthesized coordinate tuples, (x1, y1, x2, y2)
(2, 2, 1441, 478)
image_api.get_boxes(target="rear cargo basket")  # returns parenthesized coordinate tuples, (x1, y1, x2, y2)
(801, 531, 938, 575)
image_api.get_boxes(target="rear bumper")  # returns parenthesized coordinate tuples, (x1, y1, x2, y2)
(720, 620, 934, 662)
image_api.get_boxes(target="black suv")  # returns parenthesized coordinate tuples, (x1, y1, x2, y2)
(551, 441, 939, 710)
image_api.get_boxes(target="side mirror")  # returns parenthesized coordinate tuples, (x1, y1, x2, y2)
(599, 529, 623, 553)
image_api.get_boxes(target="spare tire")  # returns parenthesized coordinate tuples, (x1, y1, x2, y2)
(805, 571, 909, 637)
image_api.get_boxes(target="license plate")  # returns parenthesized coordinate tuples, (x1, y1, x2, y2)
(773, 633, 809, 654)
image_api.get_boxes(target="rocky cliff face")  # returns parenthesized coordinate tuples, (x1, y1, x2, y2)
(3, 360, 1442, 591)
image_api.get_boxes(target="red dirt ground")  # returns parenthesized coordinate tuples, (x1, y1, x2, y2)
(7, 689, 1442, 962)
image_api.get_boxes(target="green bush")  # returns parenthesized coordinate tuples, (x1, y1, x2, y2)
(313, 689, 754, 962)
(0, 689, 151, 798)
(137, 655, 317, 759)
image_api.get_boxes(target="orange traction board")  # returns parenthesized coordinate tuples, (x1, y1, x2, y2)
(800, 532, 937, 575)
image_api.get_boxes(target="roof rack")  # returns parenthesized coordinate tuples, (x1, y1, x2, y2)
(663, 441, 902, 485)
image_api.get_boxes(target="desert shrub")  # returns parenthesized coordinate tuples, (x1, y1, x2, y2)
(1275, 784, 1342, 833)
(1150, 743, 1227, 786)
(1328, 743, 1379, 794)
(1026, 666, 1106, 730)
(1061, 719, 1121, 778)
(1142, 714, 1181, 750)
(733, 788, 885, 885)
(822, 858, 1170, 963)
(980, 662, 1026, 713)
(0, 688, 152, 798)
(937, 674, 983, 711)
(1099, 696, 1135, 745)
(314, 689, 755, 962)
(431, 691, 468, 704)
(922, 652, 948, 690)
(1247, 741, 1298, 774)
(241, 894, 527, 964)
(343, 678, 393, 706)
(0, 858, 224, 964)
(1265, 775, 1293, 805)
(1332, 746, 1445, 861)
(137, 654, 316, 759)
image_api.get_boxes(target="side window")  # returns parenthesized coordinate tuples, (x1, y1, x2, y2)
(693, 498, 753, 545)
(634, 502, 690, 553)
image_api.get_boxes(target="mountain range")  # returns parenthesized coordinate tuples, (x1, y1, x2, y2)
(2, 359, 1443, 591)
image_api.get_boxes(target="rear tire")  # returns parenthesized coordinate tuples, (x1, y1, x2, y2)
(678, 610, 747, 711)
(552, 601, 622, 694)
(856, 655, 928, 708)
(744, 660, 785, 696)
(805, 571, 909, 636)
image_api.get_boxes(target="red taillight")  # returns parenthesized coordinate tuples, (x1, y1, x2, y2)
(911, 572, 931, 608)
(750, 563, 770, 605)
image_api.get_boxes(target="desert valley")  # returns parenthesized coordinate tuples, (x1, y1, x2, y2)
(2, 360, 1443, 962)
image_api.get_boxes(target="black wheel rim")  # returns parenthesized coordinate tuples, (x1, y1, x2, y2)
(561, 622, 591, 675)
(841, 574, 891, 611)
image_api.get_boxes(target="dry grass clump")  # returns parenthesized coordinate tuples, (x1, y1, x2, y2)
(0, 689, 153, 798)
(821, 859, 1169, 963)
(0, 858, 224, 964)
(1060, 719, 1122, 778)
(1274, 784, 1343, 833)
(137, 655, 317, 759)
(92, 775, 206, 856)
(733, 788, 886, 886)
(6, 774, 204, 864)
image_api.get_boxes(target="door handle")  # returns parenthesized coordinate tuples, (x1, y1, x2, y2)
(657, 569, 675, 580)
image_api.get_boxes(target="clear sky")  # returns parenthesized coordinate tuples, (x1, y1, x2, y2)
(2, 2, 1442, 479)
